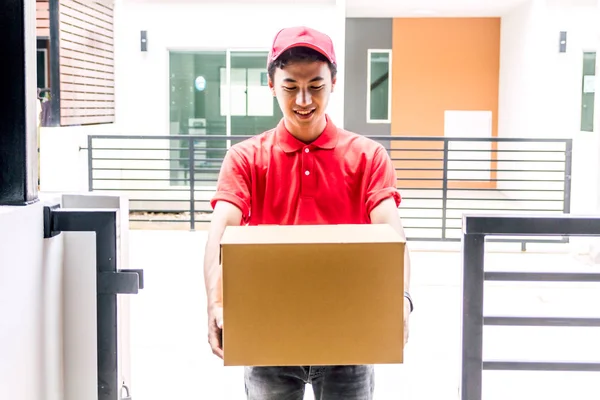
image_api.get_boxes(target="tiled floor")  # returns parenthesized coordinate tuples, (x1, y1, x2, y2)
(127, 230, 600, 399)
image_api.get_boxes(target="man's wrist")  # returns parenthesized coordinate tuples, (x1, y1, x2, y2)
(404, 291, 414, 313)
(207, 295, 222, 311)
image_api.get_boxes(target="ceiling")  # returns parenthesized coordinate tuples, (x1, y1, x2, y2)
(345, 0, 531, 18)
(123, 0, 599, 17)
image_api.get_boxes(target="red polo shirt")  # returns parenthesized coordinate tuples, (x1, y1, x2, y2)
(210, 116, 401, 225)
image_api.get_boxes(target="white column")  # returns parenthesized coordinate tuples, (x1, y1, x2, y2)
(0, 204, 46, 400)
(584, 1, 600, 263)
(330, 0, 346, 128)
(596, 0, 600, 212)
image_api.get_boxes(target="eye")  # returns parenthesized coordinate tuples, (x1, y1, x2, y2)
(311, 85, 325, 90)
(282, 86, 296, 92)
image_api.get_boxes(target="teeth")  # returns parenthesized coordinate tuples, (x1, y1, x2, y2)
(296, 110, 312, 115)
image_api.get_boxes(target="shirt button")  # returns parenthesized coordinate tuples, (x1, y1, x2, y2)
(304, 148, 310, 153)
(305, 170, 310, 176)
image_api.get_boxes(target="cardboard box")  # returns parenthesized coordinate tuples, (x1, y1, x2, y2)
(220, 224, 405, 367)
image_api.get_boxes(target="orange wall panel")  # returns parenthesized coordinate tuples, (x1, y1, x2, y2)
(391, 18, 500, 189)
(391, 17, 500, 137)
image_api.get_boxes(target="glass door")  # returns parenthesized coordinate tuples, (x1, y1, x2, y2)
(226, 51, 283, 139)
(169, 51, 227, 185)
(169, 50, 283, 186)
(580, 51, 596, 133)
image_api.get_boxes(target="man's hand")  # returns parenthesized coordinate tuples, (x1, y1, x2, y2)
(208, 303, 224, 359)
(404, 297, 411, 345)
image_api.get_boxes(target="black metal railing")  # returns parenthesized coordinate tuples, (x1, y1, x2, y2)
(87, 134, 572, 243)
(461, 214, 600, 400)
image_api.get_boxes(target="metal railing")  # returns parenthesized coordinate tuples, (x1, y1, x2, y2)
(87, 134, 572, 243)
(461, 214, 600, 400)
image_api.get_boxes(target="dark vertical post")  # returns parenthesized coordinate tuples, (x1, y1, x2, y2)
(95, 215, 119, 400)
(48, 0, 61, 126)
(441, 140, 449, 239)
(0, 0, 38, 205)
(461, 233, 486, 400)
(189, 136, 196, 231)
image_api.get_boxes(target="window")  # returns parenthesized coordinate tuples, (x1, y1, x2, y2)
(367, 49, 392, 123)
(219, 67, 273, 117)
(36, 46, 48, 89)
(169, 51, 282, 137)
(168, 50, 283, 185)
(580, 51, 596, 132)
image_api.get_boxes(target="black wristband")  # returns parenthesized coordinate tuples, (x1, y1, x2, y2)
(404, 291, 414, 313)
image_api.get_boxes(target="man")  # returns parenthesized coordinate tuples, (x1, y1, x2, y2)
(203, 26, 413, 400)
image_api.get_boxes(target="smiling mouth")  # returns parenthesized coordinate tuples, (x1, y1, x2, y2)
(295, 109, 315, 116)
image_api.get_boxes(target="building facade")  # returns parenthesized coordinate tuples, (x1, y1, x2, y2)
(37, 0, 600, 217)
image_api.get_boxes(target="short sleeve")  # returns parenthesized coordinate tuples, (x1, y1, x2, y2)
(210, 147, 251, 222)
(365, 145, 402, 215)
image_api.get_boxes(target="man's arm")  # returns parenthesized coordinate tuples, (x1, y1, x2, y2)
(370, 197, 412, 344)
(370, 197, 410, 295)
(203, 201, 243, 308)
(203, 201, 243, 359)
(204, 144, 251, 359)
(365, 145, 410, 296)
(204, 146, 251, 308)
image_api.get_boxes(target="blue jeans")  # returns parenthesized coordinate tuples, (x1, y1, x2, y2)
(244, 365, 375, 400)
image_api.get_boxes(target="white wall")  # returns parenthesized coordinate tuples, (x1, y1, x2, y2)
(40, 124, 175, 196)
(42, 211, 66, 400)
(497, 0, 600, 213)
(113, 0, 345, 135)
(596, 0, 600, 213)
(40, 124, 220, 212)
(0, 202, 64, 400)
(40, 124, 117, 194)
(498, 0, 544, 140)
(499, 0, 598, 139)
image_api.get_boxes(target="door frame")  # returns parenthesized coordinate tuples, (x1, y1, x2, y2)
(225, 48, 270, 148)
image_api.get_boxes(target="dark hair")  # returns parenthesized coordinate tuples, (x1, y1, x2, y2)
(267, 46, 337, 81)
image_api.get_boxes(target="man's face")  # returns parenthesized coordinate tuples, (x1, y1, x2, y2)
(269, 60, 336, 135)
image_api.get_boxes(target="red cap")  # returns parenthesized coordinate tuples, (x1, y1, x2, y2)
(268, 26, 337, 65)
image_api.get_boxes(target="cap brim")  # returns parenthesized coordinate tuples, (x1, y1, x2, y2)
(272, 42, 335, 64)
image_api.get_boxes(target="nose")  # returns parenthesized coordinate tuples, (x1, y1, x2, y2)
(295, 88, 312, 107)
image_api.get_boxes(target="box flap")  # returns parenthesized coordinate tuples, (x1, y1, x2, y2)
(221, 224, 404, 245)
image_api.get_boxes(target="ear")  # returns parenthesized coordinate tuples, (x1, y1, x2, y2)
(331, 76, 337, 93)
(268, 78, 276, 96)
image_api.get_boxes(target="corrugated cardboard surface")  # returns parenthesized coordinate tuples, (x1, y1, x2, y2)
(221, 224, 405, 367)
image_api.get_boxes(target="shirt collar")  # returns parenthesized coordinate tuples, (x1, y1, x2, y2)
(276, 115, 339, 153)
